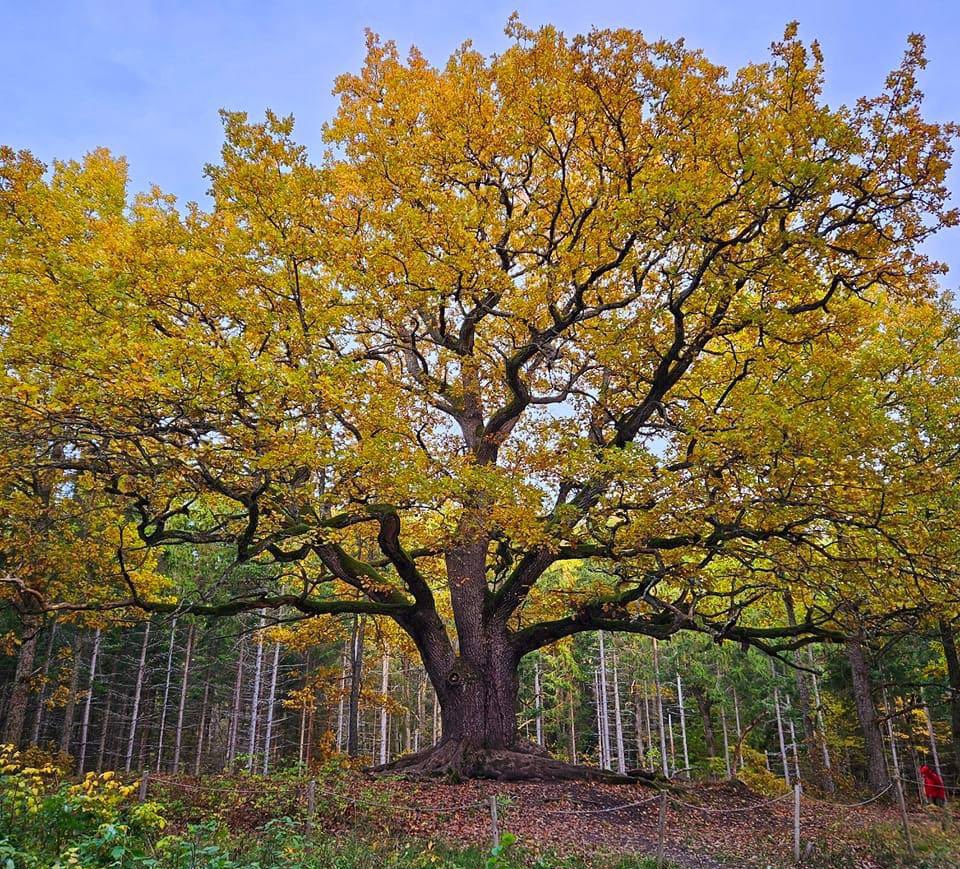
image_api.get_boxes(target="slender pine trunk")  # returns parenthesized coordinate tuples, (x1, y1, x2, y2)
(155, 619, 178, 772)
(171, 623, 194, 773)
(77, 629, 102, 773)
(125, 622, 151, 773)
(262, 641, 281, 774)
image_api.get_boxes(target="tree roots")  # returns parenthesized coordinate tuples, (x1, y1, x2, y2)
(372, 738, 664, 785)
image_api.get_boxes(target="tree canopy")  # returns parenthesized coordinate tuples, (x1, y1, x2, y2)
(1, 19, 958, 775)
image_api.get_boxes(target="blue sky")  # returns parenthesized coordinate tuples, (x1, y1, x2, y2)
(2, 1, 959, 281)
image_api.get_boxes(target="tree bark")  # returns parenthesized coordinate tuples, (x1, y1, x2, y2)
(246, 616, 265, 772)
(2, 621, 39, 746)
(379, 651, 390, 765)
(785, 594, 833, 791)
(846, 637, 890, 793)
(938, 618, 960, 778)
(347, 615, 365, 757)
(125, 622, 150, 773)
(172, 623, 194, 773)
(262, 640, 280, 774)
(226, 641, 245, 768)
(77, 629, 101, 773)
(155, 618, 177, 772)
(690, 684, 717, 759)
(30, 624, 57, 746)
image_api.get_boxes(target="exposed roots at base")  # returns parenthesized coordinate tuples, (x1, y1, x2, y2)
(372, 738, 665, 786)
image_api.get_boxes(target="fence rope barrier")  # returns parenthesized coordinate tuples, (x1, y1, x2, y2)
(146, 772, 916, 820)
(667, 790, 794, 814)
(541, 793, 662, 815)
(802, 783, 894, 810)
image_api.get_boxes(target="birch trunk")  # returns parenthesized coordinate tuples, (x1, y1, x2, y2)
(172, 623, 194, 773)
(533, 659, 544, 748)
(653, 640, 669, 778)
(226, 641, 245, 768)
(773, 684, 791, 786)
(77, 629, 101, 773)
(155, 618, 178, 772)
(246, 617, 265, 772)
(598, 633, 612, 769)
(677, 674, 689, 777)
(379, 652, 390, 766)
(612, 654, 626, 774)
(262, 641, 281, 774)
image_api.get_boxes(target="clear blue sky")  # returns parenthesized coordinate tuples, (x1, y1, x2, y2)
(2, 1, 958, 280)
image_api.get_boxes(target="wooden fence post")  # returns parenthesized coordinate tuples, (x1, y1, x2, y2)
(305, 779, 316, 836)
(893, 773, 914, 859)
(793, 783, 801, 863)
(138, 769, 149, 803)
(488, 794, 500, 849)
(656, 792, 668, 868)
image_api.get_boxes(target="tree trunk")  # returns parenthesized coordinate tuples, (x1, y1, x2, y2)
(60, 635, 81, 755)
(125, 622, 150, 773)
(30, 624, 57, 746)
(653, 640, 669, 778)
(773, 684, 791, 787)
(172, 623, 194, 773)
(378, 652, 390, 766)
(262, 641, 280, 774)
(194, 678, 211, 776)
(533, 659, 544, 748)
(155, 618, 177, 772)
(347, 615, 364, 757)
(691, 684, 717, 758)
(598, 632, 612, 770)
(612, 653, 626, 774)
(246, 617, 265, 772)
(2, 621, 39, 746)
(785, 594, 833, 791)
(677, 675, 689, 777)
(938, 618, 960, 778)
(226, 641, 245, 768)
(846, 637, 890, 793)
(77, 629, 101, 773)
(376, 543, 660, 783)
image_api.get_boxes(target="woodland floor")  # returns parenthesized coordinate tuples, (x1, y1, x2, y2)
(152, 772, 960, 868)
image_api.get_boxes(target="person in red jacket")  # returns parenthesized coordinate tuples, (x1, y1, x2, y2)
(920, 763, 947, 807)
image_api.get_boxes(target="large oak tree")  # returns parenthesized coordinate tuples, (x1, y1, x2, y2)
(2, 20, 958, 778)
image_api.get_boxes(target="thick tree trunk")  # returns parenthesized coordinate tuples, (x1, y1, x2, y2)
(938, 618, 960, 778)
(2, 621, 38, 747)
(846, 637, 890, 793)
(377, 541, 661, 784)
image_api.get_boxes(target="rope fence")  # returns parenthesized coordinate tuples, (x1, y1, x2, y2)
(140, 768, 946, 865)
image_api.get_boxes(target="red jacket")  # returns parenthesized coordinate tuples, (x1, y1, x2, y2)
(920, 765, 946, 799)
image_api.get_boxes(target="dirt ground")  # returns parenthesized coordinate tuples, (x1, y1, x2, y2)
(151, 773, 959, 868)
